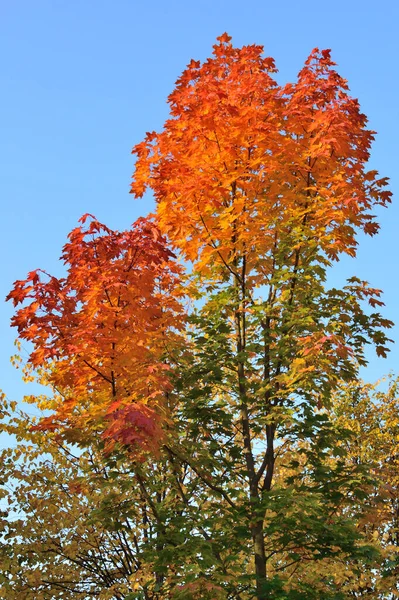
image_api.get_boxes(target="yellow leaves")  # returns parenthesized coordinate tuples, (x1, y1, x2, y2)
(9, 353, 22, 369)
(329, 377, 399, 585)
(128, 574, 144, 592)
(25, 569, 43, 587)
(0, 415, 162, 598)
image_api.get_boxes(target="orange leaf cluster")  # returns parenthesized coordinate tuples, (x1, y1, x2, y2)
(131, 35, 391, 282)
(7, 215, 185, 451)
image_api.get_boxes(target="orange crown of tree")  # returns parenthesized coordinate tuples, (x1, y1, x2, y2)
(131, 33, 391, 283)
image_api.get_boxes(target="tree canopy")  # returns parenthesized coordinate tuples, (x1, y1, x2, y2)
(2, 34, 397, 599)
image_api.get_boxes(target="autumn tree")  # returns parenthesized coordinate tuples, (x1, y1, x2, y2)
(0, 399, 191, 600)
(257, 377, 399, 598)
(329, 378, 399, 598)
(130, 33, 393, 597)
(6, 215, 185, 454)
(5, 35, 393, 599)
(2, 380, 398, 599)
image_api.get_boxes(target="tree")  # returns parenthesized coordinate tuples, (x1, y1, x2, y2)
(4, 35, 393, 598)
(261, 377, 399, 599)
(2, 380, 398, 599)
(0, 401, 148, 600)
(329, 378, 399, 598)
(6, 214, 185, 454)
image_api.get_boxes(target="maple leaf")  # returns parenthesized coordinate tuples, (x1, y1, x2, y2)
(216, 32, 232, 43)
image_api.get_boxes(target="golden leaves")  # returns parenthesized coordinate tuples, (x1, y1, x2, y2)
(131, 36, 391, 286)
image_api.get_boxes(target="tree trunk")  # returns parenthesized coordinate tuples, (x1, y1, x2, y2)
(252, 520, 267, 598)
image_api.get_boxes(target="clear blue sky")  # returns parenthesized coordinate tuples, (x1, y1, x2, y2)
(1, 0, 398, 414)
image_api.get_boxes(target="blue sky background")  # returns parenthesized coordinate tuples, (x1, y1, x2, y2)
(1, 0, 398, 423)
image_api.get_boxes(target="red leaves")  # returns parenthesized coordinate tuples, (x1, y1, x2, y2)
(78, 212, 96, 224)
(31, 415, 59, 432)
(8, 36, 393, 461)
(103, 402, 164, 455)
(7, 270, 41, 307)
(300, 333, 353, 361)
(7, 215, 186, 453)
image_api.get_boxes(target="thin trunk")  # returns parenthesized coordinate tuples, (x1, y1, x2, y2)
(230, 180, 270, 597)
(234, 258, 268, 598)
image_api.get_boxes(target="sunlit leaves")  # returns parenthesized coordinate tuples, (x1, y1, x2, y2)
(6, 215, 186, 453)
(4, 33, 394, 599)
(131, 36, 391, 283)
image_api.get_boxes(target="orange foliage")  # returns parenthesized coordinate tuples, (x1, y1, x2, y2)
(131, 34, 391, 283)
(7, 215, 185, 452)
(7, 35, 392, 455)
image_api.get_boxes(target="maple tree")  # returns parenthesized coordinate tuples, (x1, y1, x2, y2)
(328, 378, 399, 597)
(0, 401, 174, 600)
(4, 34, 394, 599)
(265, 377, 399, 598)
(6, 214, 185, 454)
(130, 33, 393, 597)
(0, 398, 251, 599)
(2, 379, 398, 599)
